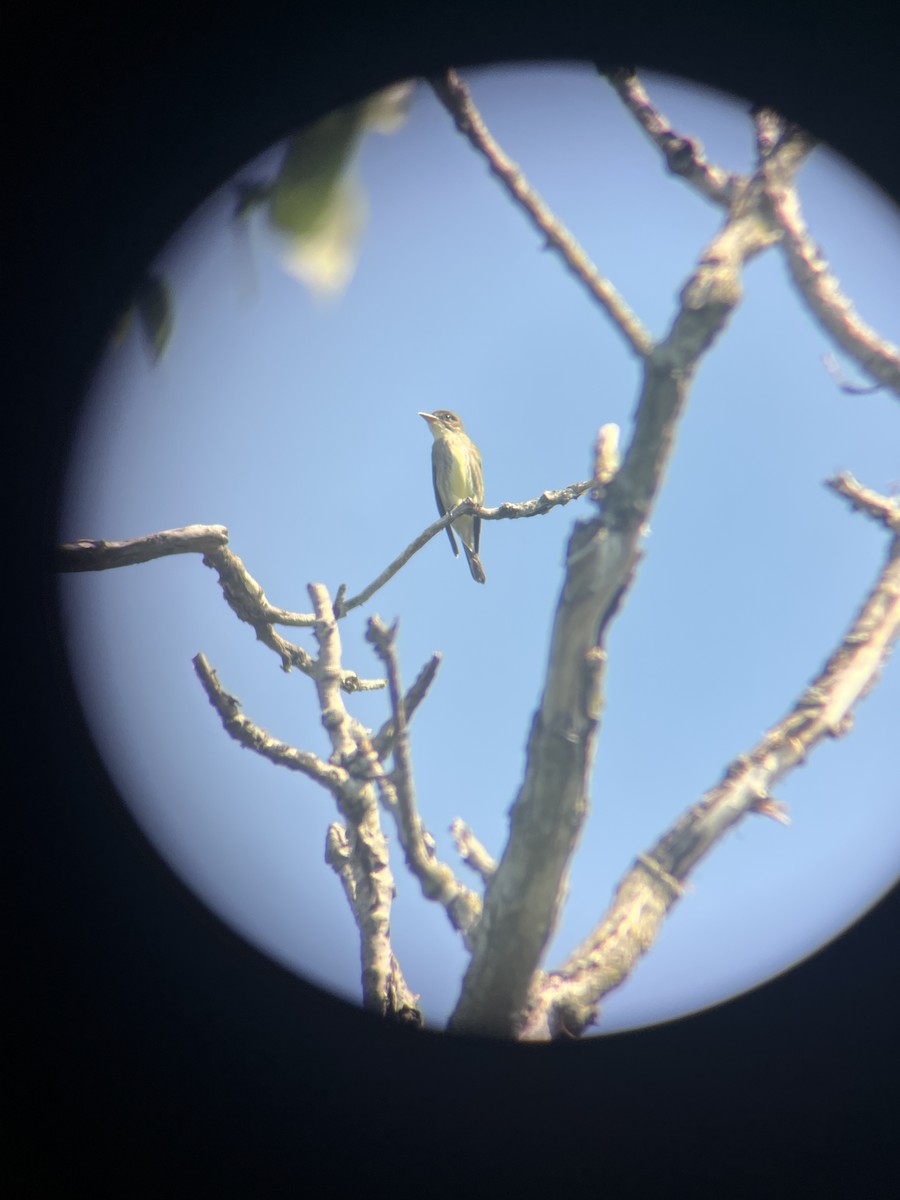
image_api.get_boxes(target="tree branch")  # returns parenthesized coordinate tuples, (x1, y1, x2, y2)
(370, 651, 442, 759)
(196, 590, 421, 1023)
(758, 115, 900, 398)
(56, 524, 229, 570)
(826, 471, 900, 533)
(522, 477, 900, 1039)
(57, 523, 385, 690)
(59, 484, 591, 646)
(334, 479, 593, 616)
(366, 617, 482, 942)
(601, 67, 738, 206)
(430, 69, 653, 361)
(325, 824, 422, 1027)
(822, 353, 885, 396)
(306, 584, 410, 1017)
(450, 819, 497, 885)
(203, 546, 382, 688)
(193, 652, 349, 790)
(449, 127, 815, 1038)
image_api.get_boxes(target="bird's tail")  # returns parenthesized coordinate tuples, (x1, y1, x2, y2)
(465, 547, 487, 584)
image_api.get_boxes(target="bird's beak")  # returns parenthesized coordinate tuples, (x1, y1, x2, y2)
(419, 411, 439, 429)
(418, 411, 436, 423)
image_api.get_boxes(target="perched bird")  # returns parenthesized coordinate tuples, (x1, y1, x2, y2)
(419, 409, 486, 584)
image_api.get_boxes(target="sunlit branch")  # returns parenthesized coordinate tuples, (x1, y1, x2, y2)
(325, 824, 422, 1026)
(307, 585, 407, 1017)
(334, 479, 593, 616)
(197, 586, 419, 1021)
(758, 117, 900, 399)
(825, 472, 900, 534)
(450, 818, 497, 885)
(430, 69, 653, 360)
(371, 652, 442, 759)
(193, 652, 347, 789)
(57, 524, 384, 690)
(56, 524, 229, 570)
(203, 546, 383, 687)
(601, 67, 738, 206)
(523, 478, 900, 1039)
(450, 128, 818, 1039)
(367, 617, 482, 941)
(822, 353, 885, 396)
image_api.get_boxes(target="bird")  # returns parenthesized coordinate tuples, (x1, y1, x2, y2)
(419, 409, 486, 583)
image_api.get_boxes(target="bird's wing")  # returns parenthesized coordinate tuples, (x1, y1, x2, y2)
(432, 452, 459, 557)
(470, 447, 484, 555)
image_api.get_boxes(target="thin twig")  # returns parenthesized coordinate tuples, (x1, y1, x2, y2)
(371, 652, 442, 759)
(430, 70, 653, 360)
(203, 548, 384, 687)
(335, 479, 593, 615)
(822, 353, 885, 396)
(366, 617, 482, 940)
(478, 480, 594, 521)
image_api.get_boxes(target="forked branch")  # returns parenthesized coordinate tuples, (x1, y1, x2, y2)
(523, 475, 900, 1039)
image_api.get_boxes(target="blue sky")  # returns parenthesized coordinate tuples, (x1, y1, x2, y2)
(59, 64, 899, 1034)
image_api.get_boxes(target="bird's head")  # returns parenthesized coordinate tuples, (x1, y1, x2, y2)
(419, 409, 465, 436)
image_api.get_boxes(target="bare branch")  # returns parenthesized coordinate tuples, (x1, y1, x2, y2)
(57, 523, 385, 690)
(371, 652, 442, 759)
(601, 68, 738, 206)
(203, 547, 384, 688)
(335, 479, 593, 616)
(591, 423, 621, 502)
(201, 545, 322, 676)
(193, 653, 348, 789)
(825, 472, 900, 533)
(449, 129, 815, 1039)
(759, 127, 900, 398)
(307, 585, 403, 1016)
(59, 487, 594, 626)
(450, 819, 497, 884)
(198, 589, 420, 1022)
(430, 69, 653, 360)
(57, 524, 229, 570)
(523, 480, 900, 1038)
(308, 586, 371, 760)
(753, 107, 816, 170)
(325, 824, 422, 1027)
(478, 481, 594, 522)
(822, 353, 885, 396)
(334, 511, 469, 616)
(366, 618, 482, 941)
